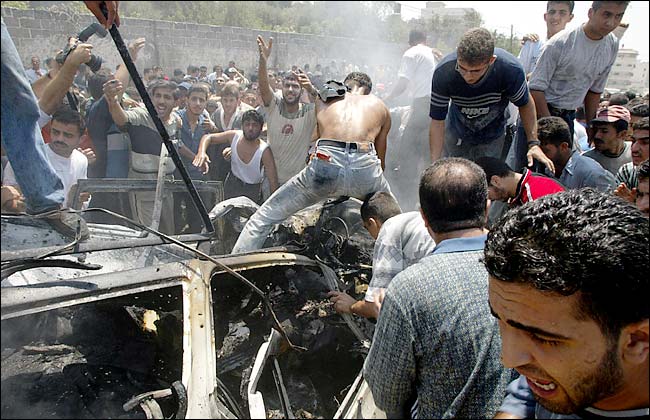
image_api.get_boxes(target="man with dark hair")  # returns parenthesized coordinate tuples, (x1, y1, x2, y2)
(383, 29, 437, 209)
(231, 69, 392, 252)
(255, 35, 316, 184)
(608, 92, 629, 106)
(429, 28, 552, 177)
(327, 191, 435, 319)
(513, 1, 575, 172)
(529, 1, 629, 134)
(518, 1, 575, 76)
(3, 108, 89, 211)
(172, 82, 217, 232)
(636, 159, 649, 216)
(365, 158, 514, 418)
(583, 105, 632, 175)
(616, 117, 649, 199)
(193, 109, 278, 204)
(538, 116, 616, 191)
(343, 71, 372, 94)
(486, 188, 648, 418)
(103, 78, 181, 233)
(475, 156, 564, 207)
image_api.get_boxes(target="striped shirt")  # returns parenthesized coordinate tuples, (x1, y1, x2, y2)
(616, 162, 638, 190)
(430, 48, 529, 143)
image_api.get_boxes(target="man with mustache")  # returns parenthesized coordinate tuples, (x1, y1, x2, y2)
(3, 108, 89, 211)
(583, 105, 632, 175)
(487, 189, 648, 419)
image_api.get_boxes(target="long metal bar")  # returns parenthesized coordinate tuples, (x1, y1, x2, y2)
(100, 4, 214, 233)
(1, 232, 211, 261)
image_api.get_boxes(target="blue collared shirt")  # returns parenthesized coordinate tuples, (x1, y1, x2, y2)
(176, 108, 209, 180)
(545, 150, 616, 192)
(432, 234, 487, 255)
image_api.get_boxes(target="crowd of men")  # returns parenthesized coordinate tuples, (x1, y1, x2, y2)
(1, 1, 648, 419)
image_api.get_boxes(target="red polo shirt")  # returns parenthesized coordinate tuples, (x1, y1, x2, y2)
(510, 169, 565, 207)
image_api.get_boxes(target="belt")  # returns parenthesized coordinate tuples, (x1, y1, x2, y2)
(548, 104, 576, 117)
(317, 139, 374, 153)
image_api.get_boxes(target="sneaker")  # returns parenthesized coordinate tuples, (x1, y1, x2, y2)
(45, 212, 90, 241)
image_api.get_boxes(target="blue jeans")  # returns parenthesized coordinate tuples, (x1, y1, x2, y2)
(232, 141, 392, 253)
(1, 19, 64, 213)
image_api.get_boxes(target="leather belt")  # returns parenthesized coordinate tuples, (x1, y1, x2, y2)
(317, 139, 374, 153)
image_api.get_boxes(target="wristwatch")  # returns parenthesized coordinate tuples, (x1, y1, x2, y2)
(527, 140, 541, 148)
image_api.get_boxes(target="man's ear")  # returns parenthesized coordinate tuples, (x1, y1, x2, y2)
(621, 319, 649, 365)
(419, 207, 435, 238)
(490, 175, 501, 188)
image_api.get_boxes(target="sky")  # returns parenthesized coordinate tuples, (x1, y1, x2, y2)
(398, 1, 650, 61)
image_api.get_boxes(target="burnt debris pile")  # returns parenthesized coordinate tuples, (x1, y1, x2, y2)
(212, 265, 366, 418)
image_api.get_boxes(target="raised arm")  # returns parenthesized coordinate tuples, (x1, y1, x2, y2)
(256, 35, 274, 107)
(103, 78, 128, 127)
(114, 37, 146, 88)
(193, 130, 237, 173)
(38, 41, 93, 115)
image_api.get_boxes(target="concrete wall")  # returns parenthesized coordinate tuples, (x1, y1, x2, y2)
(2, 7, 405, 77)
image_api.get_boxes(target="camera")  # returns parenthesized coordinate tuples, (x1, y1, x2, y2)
(56, 22, 107, 73)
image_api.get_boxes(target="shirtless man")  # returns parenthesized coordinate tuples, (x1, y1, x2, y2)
(232, 71, 393, 252)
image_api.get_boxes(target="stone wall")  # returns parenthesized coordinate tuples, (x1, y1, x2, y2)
(2, 7, 405, 77)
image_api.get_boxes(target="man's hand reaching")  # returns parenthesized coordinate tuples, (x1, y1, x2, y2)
(84, 1, 120, 30)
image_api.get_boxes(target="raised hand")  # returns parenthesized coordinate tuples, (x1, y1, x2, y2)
(128, 37, 146, 60)
(84, 1, 121, 30)
(257, 35, 273, 63)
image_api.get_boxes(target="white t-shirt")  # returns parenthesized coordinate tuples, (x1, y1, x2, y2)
(264, 93, 316, 184)
(25, 68, 45, 84)
(3, 146, 88, 208)
(397, 44, 437, 99)
(364, 211, 436, 303)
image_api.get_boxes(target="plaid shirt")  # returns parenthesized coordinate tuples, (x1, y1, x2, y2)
(364, 235, 514, 418)
(364, 212, 435, 303)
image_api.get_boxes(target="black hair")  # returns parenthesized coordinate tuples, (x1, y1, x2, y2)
(632, 116, 649, 132)
(628, 102, 649, 118)
(484, 188, 648, 340)
(591, 1, 630, 11)
(188, 82, 210, 100)
(343, 72, 372, 94)
(408, 29, 427, 46)
(547, 1, 575, 13)
(148, 79, 177, 97)
(52, 107, 85, 135)
(419, 158, 488, 233)
(457, 28, 495, 66)
(360, 192, 402, 224)
(538, 116, 572, 147)
(241, 109, 264, 127)
(608, 93, 629, 106)
(591, 119, 629, 133)
(474, 156, 515, 181)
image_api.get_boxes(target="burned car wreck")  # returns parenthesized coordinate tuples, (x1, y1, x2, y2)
(1, 191, 384, 419)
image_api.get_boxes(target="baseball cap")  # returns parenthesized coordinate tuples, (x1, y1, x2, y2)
(591, 105, 631, 123)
